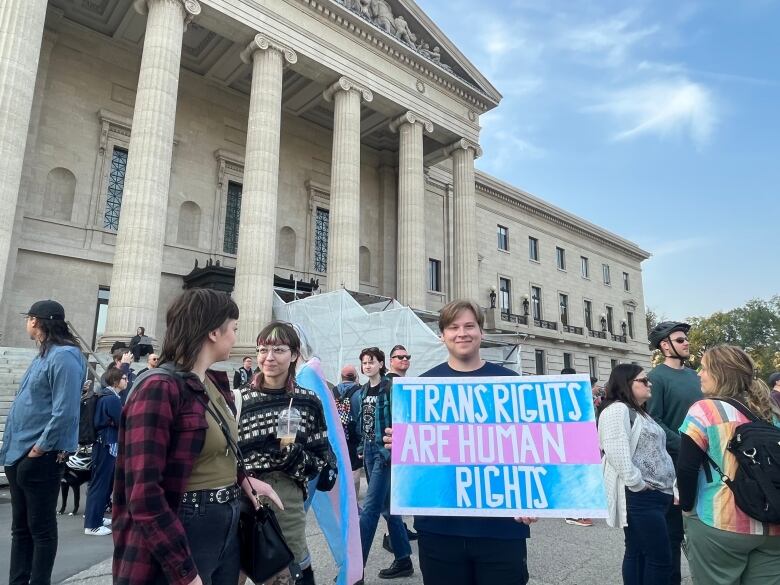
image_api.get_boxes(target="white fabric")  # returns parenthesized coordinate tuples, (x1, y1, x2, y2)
(598, 402, 648, 528)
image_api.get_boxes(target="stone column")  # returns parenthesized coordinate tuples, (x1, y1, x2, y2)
(322, 77, 372, 291)
(389, 112, 433, 308)
(0, 0, 48, 314)
(232, 34, 297, 346)
(447, 138, 482, 302)
(101, 0, 200, 348)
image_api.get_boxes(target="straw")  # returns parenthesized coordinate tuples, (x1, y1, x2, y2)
(287, 397, 294, 435)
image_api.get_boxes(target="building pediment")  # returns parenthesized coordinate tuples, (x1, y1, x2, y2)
(332, 0, 501, 108)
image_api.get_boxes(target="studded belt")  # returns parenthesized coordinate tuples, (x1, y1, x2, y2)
(181, 484, 241, 505)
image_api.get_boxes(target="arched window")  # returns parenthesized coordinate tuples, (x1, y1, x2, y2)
(177, 201, 201, 247)
(359, 246, 371, 283)
(42, 167, 76, 221)
(277, 226, 296, 267)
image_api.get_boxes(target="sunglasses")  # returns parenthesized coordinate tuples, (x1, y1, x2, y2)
(392, 355, 412, 361)
(633, 377, 650, 386)
(671, 337, 689, 344)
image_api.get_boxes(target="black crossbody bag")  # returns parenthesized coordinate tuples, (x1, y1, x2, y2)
(148, 364, 295, 584)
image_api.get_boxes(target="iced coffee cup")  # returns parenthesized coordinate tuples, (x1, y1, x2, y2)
(277, 407, 302, 448)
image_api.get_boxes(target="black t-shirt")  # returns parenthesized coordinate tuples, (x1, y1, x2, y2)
(413, 361, 530, 541)
(361, 383, 381, 440)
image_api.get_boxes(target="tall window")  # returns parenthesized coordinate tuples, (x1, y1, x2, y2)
(223, 181, 243, 254)
(535, 349, 546, 375)
(589, 356, 598, 380)
(428, 258, 441, 292)
(627, 311, 635, 339)
(559, 293, 569, 325)
(611, 358, 619, 370)
(623, 271, 630, 291)
(584, 300, 593, 331)
(499, 278, 512, 313)
(529, 237, 539, 261)
(556, 247, 566, 270)
(531, 286, 542, 320)
(91, 287, 110, 349)
(602, 263, 611, 285)
(497, 225, 509, 251)
(606, 305, 614, 333)
(581, 256, 590, 278)
(103, 147, 128, 231)
(313, 206, 329, 272)
(563, 352, 573, 371)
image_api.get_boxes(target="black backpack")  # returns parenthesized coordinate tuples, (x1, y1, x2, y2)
(78, 391, 100, 446)
(704, 398, 780, 523)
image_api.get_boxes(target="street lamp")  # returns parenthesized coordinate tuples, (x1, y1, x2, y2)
(600, 313, 607, 331)
(522, 294, 530, 316)
(621, 319, 627, 336)
(489, 286, 497, 309)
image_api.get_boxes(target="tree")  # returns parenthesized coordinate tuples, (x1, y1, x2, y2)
(686, 296, 780, 379)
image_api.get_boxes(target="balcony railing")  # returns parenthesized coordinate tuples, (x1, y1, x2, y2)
(589, 329, 607, 339)
(612, 334, 627, 343)
(562, 324, 584, 335)
(534, 318, 558, 330)
(500, 310, 528, 325)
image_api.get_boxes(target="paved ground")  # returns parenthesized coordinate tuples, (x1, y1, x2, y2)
(0, 482, 691, 585)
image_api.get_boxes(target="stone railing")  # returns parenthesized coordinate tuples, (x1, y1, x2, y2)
(500, 310, 528, 325)
(611, 334, 628, 343)
(534, 318, 558, 330)
(562, 324, 584, 335)
(589, 329, 607, 339)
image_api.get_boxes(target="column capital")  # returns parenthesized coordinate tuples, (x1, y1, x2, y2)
(240, 33, 298, 66)
(133, 0, 201, 27)
(444, 137, 482, 159)
(323, 77, 373, 104)
(389, 111, 434, 134)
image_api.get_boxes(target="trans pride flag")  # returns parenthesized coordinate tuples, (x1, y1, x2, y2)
(297, 359, 363, 585)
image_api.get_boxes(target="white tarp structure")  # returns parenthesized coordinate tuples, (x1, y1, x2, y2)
(272, 289, 448, 382)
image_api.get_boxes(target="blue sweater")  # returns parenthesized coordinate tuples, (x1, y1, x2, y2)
(413, 361, 530, 540)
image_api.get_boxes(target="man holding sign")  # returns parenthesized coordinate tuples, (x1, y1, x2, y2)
(386, 299, 607, 585)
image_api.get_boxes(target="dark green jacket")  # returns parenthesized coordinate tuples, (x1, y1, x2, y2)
(647, 364, 703, 458)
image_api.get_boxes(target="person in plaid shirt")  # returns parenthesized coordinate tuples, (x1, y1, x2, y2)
(112, 289, 281, 585)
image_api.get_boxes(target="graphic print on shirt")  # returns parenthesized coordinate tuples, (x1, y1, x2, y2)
(362, 394, 378, 440)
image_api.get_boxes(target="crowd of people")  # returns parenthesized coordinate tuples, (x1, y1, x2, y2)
(2, 294, 780, 585)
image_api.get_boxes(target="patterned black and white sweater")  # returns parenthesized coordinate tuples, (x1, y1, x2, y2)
(237, 382, 335, 490)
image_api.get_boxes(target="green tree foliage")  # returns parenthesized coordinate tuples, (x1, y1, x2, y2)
(685, 296, 780, 378)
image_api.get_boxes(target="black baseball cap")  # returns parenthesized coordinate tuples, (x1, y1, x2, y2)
(769, 372, 780, 389)
(23, 300, 66, 321)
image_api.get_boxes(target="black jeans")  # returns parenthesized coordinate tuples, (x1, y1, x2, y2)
(623, 489, 673, 585)
(154, 493, 241, 585)
(5, 452, 64, 585)
(665, 503, 684, 585)
(417, 532, 528, 585)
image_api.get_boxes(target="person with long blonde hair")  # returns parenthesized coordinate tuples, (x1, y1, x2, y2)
(678, 345, 780, 584)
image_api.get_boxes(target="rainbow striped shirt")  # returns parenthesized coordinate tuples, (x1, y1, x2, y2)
(680, 399, 780, 535)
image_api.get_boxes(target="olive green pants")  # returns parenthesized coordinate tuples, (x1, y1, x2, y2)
(259, 471, 309, 568)
(684, 515, 780, 585)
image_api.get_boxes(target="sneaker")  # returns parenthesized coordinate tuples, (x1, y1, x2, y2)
(382, 534, 393, 553)
(378, 558, 414, 579)
(85, 526, 112, 536)
(565, 518, 593, 527)
(102, 517, 112, 527)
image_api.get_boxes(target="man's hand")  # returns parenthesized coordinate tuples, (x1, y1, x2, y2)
(382, 427, 393, 450)
(241, 476, 284, 510)
(28, 445, 45, 458)
(121, 352, 133, 364)
(514, 517, 538, 525)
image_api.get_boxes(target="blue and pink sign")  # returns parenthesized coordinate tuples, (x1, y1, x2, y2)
(390, 375, 608, 518)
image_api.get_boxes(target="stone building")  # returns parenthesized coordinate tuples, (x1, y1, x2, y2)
(0, 0, 651, 378)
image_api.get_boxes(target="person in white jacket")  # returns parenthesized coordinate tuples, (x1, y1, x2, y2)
(598, 364, 676, 585)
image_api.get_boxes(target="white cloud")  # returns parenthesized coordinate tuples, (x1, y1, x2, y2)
(590, 78, 717, 146)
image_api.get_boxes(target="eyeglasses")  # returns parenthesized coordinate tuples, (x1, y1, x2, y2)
(391, 355, 412, 361)
(671, 337, 689, 344)
(121, 376, 128, 380)
(257, 346, 291, 356)
(633, 377, 651, 386)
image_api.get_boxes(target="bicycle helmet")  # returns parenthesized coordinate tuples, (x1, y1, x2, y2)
(648, 321, 691, 349)
(66, 448, 92, 471)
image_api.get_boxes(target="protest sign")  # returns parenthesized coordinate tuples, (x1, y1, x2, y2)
(390, 374, 607, 518)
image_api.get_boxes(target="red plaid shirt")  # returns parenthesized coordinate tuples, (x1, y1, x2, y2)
(112, 369, 235, 585)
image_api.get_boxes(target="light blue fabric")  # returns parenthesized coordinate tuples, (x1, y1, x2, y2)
(0, 345, 86, 466)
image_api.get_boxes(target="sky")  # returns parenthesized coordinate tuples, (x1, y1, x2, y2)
(414, 0, 780, 321)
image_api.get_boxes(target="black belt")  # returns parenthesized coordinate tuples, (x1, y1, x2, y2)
(181, 484, 241, 505)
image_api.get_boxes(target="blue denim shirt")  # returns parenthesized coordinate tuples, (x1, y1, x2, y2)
(0, 344, 86, 466)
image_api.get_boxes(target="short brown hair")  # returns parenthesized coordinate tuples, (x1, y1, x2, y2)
(438, 299, 484, 332)
(105, 367, 125, 388)
(359, 347, 387, 376)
